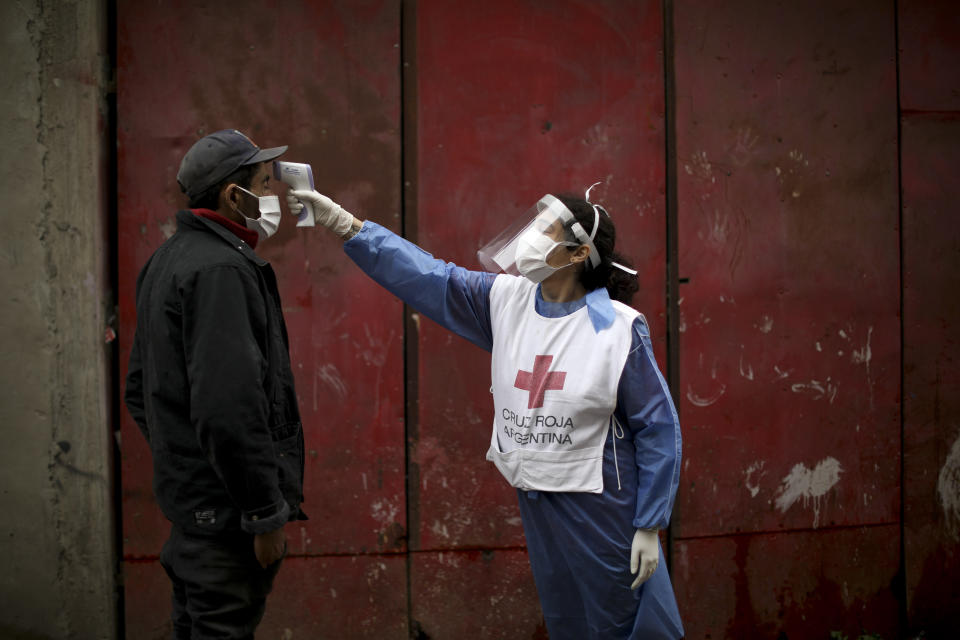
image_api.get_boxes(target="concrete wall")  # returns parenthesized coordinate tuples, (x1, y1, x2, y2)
(0, 0, 116, 638)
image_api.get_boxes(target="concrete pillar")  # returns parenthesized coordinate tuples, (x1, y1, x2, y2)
(0, 0, 116, 638)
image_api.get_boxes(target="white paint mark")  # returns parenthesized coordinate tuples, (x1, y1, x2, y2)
(744, 461, 766, 498)
(691, 150, 712, 178)
(365, 561, 389, 584)
(370, 499, 399, 525)
(774, 365, 791, 380)
(708, 208, 729, 244)
(431, 520, 450, 539)
(739, 353, 754, 381)
(356, 326, 397, 421)
(852, 326, 875, 409)
(159, 217, 176, 239)
(938, 431, 960, 540)
(815, 342, 822, 352)
(791, 380, 825, 396)
(851, 327, 873, 365)
(505, 517, 522, 527)
(775, 457, 843, 528)
(731, 127, 759, 166)
(686, 383, 727, 407)
(359, 322, 397, 366)
(838, 329, 849, 340)
(300, 526, 310, 554)
(775, 166, 782, 176)
(791, 378, 839, 403)
(757, 315, 774, 334)
(317, 363, 348, 400)
(330, 588, 337, 599)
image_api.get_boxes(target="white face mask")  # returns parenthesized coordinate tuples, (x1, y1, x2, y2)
(235, 186, 282, 240)
(515, 229, 576, 283)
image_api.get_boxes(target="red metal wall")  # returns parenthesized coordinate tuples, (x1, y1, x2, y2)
(900, 1, 960, 636)
(672, 1, 901, 636)
(117, 1, 407, 637)
(116, 0, 960, 637)
(410, 0, 666, 635)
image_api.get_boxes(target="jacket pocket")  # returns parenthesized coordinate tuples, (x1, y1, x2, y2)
(272, 424, 304, 504)
(270, 419, 299, 441)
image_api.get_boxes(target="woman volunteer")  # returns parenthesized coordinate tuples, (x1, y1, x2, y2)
(290, 184, 684, 639)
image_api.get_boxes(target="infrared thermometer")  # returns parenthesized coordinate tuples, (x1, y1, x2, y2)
(273, 161, 316, 227)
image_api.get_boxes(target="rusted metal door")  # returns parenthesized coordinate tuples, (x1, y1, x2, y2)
(118, 1, 960, 637)
(117, 1, 407, 637)
(899, 2, 960, 636)
(409, 0, 667, 635)
(672, 1, 902, 636)
(118, 0, 667, 636)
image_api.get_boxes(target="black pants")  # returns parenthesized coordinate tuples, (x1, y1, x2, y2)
(159, 525, 283, 640)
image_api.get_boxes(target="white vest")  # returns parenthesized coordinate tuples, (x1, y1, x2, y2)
(485, 275, 639, 493)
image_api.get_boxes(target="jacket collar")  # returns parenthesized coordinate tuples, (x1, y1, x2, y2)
(192, 208, 260, 249)
(175, 210, 268, 267)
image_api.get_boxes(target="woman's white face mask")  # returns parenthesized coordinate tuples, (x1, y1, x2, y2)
(514, 228, 577, 283)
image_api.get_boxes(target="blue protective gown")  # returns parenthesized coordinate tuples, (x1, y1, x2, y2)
(345, 222, 684, 639)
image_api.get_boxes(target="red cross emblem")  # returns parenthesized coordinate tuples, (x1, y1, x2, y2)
(514, 355, 566, 409)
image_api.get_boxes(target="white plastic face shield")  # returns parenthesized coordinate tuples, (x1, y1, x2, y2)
(477, 194, 599, 277)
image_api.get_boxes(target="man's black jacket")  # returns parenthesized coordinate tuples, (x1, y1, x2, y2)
(125, 210, 306, 536)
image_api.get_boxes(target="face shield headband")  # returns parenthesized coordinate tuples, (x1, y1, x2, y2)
(584, 182, 638, 276)
(574, 183, 602, 270)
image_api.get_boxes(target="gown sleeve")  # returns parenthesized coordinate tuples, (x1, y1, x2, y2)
(615, 315, 683, 530)
(343, 221, 497, 352)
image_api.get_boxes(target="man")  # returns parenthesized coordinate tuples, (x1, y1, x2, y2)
(125, 129, 306, 639)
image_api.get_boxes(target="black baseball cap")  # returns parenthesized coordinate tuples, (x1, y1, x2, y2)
(177, 129, 287, 199)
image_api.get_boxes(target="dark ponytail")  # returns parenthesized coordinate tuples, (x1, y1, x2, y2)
(556, 194, 639, 304)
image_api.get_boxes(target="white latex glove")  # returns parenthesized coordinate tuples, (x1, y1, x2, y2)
(630, 528, 659, 589)
(287, 189, 356, 237)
